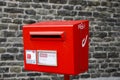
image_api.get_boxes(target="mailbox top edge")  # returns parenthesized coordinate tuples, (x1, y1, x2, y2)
(23, 20, 89, 28)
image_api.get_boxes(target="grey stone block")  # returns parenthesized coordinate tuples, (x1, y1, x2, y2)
(3, 74, 16, 78)
(105, 69, 117, 73)
(19, 3, 30, 8)
(16, 54, 23, 60)
(0, 67, 9, 73)
(93, 12, 110, 18)
(23, 19, 36, 24)
(113, 73, 120, 77)
(4, 8, 24, 13)
(33, 0, 48, 3)
(50, 0, 67, 4)
(42, 4, 51, 9)
(91, 73, 101, 78)
(101, 63, 108, 69)
(63, 5, 74, 10)
(7, 48, 19, 53)
(108, 52, 119, 58)
(78, 12, 92, 16)
(0, 38, 7, 42)
(8, 3, 18, 7)
(1, 18, 12, 23)
(25, 9, 36, 15)
(81, 74, 90, 78)
(69, 0, 84, 5)
(27, 73, 41, 76)
(6, 62, 23, 66)
(31, 3, 42, 8)
(93, 53, 107, 58)
(16, 0, 32, 2)
(57, 10, 77, 16)
(0, 48, 6, 53)
(36, 77, 51, 80)
(0, 1, 6, 6)
(87, 1, 100, 6)
(9, 24, 18, 30)
(10, 67, 21, 73)
(1, 54, 14, 60)
(3, 31, 16, 37)
(13, 19, 22, 24)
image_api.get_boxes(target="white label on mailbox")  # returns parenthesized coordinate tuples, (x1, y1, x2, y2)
(26, 50, 36, 64)
(37, 50, 57, 66)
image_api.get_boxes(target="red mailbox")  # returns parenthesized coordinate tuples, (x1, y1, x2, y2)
(23, 20, 89, 75)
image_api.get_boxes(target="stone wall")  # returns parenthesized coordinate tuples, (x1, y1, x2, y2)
(0, 0, 120, 80)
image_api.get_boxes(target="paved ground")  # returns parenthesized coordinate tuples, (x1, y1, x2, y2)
(73, 77, 120, 80)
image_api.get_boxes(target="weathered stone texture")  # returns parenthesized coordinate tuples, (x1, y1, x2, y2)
(0, 0, 120, 79)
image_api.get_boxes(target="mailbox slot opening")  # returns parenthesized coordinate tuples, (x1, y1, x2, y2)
(31, 35, 61, 38)
(30, 31, 64, 40)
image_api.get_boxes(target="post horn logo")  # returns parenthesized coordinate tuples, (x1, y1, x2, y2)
(78, 23, 85, 29)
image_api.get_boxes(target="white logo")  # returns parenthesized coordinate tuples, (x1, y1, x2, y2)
(82, 35, 88, 47)
(78, 23, 85, 29)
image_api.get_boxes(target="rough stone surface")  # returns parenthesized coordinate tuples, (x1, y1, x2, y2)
(1, 54, 14, 60)
(3, 31, 16, 37)
(7, 48, 19, 53)
(8, 3, 18, 7)
(0, 0, 120, 80)
(0, 67, 9, 73)
(93, 53, 107, 58)
(0, 38, 7, 42)
(25, 9, 36, 15)
(0, 1, 6, 6)
(4, 8, 24, 13)
(0, 48, 6, 53)
(50, 0, 67, 4)
(33, 0, 48, 3)
(10, 67, 21, 73)
(16, 54, 23, 60)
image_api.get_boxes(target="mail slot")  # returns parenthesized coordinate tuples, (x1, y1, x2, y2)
(23, 20, 89, 75)
(30, 31, 64, 40)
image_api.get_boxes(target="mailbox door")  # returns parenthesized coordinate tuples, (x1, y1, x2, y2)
(23, 26, 75, 75)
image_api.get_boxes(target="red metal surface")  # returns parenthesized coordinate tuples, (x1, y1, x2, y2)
(64, 75, 70, 80)
(23, 20, 89, 75)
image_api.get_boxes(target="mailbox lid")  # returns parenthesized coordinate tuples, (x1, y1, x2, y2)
(23, 20, 88, 28)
